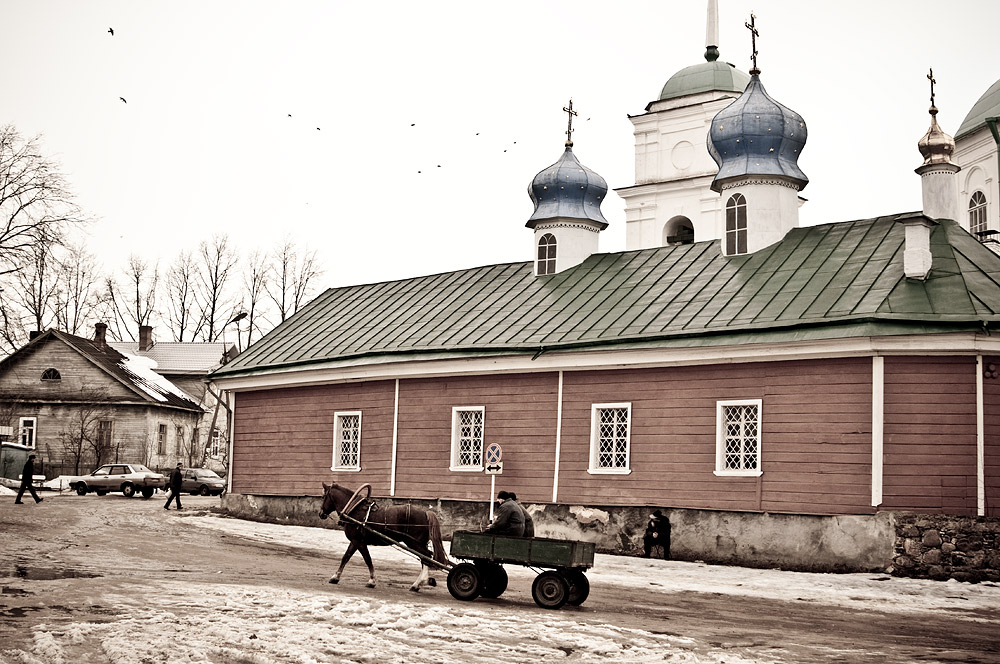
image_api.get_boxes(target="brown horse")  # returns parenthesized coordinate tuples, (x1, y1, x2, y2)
(319, 481, 450, 591)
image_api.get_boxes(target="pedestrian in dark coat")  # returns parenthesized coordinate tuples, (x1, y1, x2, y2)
(484, 491, 524, 536)
(508, 491, 534, 538)
(15, 454, 42, 504)
(164, 462, 183, 510)
(642, 509, 670, 559)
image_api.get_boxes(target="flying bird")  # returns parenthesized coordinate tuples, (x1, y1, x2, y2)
(108, 27, 114, 36)
(410, 123, 415, 126)
(119, 97, 127, 104)
(316, 127, 320, 131)
(287, 114, 292, 117)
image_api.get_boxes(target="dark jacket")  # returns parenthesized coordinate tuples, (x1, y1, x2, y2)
(169, 467, 183, 491)
(644, 514, 670, 542)
(485, 499, 525, 536)
(516, 500, 535, 538)
(20, 457, 34, 486)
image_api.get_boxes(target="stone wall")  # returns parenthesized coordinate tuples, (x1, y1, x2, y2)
(890, 513, 1000, 582)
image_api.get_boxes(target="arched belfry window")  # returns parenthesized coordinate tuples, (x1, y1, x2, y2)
(970, 191, 988, 238)
(537, 233, 557, 275)
(725, 193, 748, 255)
(664, 217, 694, 246)
(41, 368, 61, 381)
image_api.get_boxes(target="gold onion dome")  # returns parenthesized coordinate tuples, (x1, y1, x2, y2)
(918, 104, 956, 166)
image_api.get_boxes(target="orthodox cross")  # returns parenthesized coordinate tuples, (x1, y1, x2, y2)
(927, 68, 937, 107)
(563, 98, 578, 147)
(745, 12, 760, 75)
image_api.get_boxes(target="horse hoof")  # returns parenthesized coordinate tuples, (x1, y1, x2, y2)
(409, 586, 421, 593)
(427, 577, 436, 587)
(329, 578, 339, 585)
(366, 581, 376, 588)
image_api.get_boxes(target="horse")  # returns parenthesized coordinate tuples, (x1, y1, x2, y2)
(319, 481, 451, 591)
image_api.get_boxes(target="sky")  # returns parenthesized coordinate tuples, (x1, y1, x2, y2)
(2, 1, 1000, 291)
(1, 508, 998, 663)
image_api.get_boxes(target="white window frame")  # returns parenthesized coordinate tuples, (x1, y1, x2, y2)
(450, 406, 485, 472)
(588, 403, 632, 475)
(332, 411, 362, 472)
(715, 399, 763, 477)
(210, 427, 221, 458)
(19, 417, 36, 448)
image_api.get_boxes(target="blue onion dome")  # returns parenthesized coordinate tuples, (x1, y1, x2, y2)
(526, 146, 609, 229)
(707, 74, 808, 193)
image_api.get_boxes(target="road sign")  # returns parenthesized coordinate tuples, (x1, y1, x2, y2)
(485, 461, 503, 475)
(485, 443, 502, 465)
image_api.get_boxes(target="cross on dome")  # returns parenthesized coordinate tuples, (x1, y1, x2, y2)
(563, 99, 578, 147)
(745, 13, 760, 75)
(927, 68, 937, 107)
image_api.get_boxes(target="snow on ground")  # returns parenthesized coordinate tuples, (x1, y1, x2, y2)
(2, 514, 998, 664)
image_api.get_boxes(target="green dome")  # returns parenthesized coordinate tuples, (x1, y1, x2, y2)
(957, 78, 1000, 139)
(659, 60, 750, 101)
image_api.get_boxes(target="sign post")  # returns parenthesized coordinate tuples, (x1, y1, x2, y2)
(484, 443, 503, 521)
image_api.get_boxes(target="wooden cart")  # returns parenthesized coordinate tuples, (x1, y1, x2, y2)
(446, 530, 596, 609)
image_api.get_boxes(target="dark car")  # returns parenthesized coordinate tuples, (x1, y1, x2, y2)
(177, 468, 226, 496)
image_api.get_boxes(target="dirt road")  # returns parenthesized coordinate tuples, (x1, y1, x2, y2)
(2, 493, 998, 663)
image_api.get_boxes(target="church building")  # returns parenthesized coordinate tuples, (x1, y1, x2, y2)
(212, 4, 1000, 576)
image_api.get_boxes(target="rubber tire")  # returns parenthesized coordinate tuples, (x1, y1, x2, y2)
(476, 562, 508, 598)
(121, 483, 136, 498)
(447, 563, 482, 601)
(564, 570, 590, 605)
(140, 487, 155, 499)
(199, 485, 210, 496)
(75, 485, 87, 496)
(531, 571, 569, 610)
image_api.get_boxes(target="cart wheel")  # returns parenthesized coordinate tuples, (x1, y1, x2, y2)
(531, 570, 569, 610)
(476, 562, 508, 598)
(447, 563, 482, 601)
(564, 570, 590, 605)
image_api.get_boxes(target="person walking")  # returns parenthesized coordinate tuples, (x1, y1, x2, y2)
(643, 509, 671, 559)
(15, 454, 43, 504)
(484, 490, 524, 536)
(164, 462, 183, 510)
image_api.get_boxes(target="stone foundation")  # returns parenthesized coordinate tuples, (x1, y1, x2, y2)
(889, 513, 1000, 582)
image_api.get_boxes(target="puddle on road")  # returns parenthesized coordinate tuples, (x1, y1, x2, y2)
(5, 565, 101, 580)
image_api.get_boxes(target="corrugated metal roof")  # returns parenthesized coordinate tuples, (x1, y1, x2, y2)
(107, 341, 232, 374)
(214, 216, 1000, 378)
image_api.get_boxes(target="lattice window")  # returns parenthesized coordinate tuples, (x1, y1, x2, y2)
(451, 407, 484, 470)
(333, 412, 362, 470)
(725, 193, 748, 255)
(589, 403, 631, 474)
(970, 191, 988, 238)
(716, 399, 762, 476)
(537, 233, 557, 275)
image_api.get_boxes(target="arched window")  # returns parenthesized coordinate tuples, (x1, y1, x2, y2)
(725, 193, 748, 255)
(537, 233, 557, 275)
(664, 217, 694, 246)
(41, 368, 61, 381)
(970, 191, 988, 238)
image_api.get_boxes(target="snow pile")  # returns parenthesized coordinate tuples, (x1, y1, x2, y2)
(118, 352, 193, 404)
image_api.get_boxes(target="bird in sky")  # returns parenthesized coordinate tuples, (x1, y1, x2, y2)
(119, 97, 127, 104)
(287, 114, 292, 117)
(108, 27, 114, 36)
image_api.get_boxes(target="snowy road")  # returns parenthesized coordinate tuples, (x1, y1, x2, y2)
(1, 492, 998, 663)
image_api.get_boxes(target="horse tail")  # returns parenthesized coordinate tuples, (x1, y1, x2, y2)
(426, 511, 451, 566)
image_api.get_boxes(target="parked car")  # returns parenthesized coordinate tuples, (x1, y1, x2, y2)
(68, 463, 166, 499)
(177, 468, 226, 496)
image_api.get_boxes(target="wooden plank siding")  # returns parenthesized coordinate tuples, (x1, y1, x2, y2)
(881, 356, 978, 514)
(231, 381, 395, 496)
(986, 356, 1000, 517)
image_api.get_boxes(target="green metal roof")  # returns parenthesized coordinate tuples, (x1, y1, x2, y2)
(658, 61, 750, 102)
(213, 216, 1000, 379)
(957, 77, 1000, 139)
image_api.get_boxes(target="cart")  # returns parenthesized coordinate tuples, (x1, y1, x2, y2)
(446, 530, 595, 609)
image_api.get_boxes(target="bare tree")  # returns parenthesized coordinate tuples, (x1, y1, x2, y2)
(12, 242, 58, 334)
(58, 398, 111, 475)
(51, 242, 103, 336)
(195, 235, 238, 341)
(104, 255, 159, 341)
(0, 125, 88, 278)
(266, 238, 322, 323)
(241, 249, 271, 347)
(165, 250, 204, 341)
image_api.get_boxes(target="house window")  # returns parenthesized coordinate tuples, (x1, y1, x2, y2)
(970, 191, 988, 238)
(157, 424, 167, 455)
(210, 427, 221, 458)
(41, 368, 61, 381)
(715, 399, 762, 476)
(589, 403, 631, 474)
(97, 420, 112, 451)
(332, 411, 362, 471)
(537, 233, 557, 275)
(175, 426, 184, 454)
(725, 193, 748, 255)
(450, 407, 484, 470)
(19, 417, 36, 448)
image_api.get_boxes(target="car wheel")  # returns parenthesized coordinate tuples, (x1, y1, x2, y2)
(121, 483, 136, 498)
(75, 484, 88, 496)
(141, 487, 154, 499)
(198, 485, 210, 496)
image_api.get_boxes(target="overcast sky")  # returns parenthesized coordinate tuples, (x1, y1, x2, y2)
(3, 1, 999, 290)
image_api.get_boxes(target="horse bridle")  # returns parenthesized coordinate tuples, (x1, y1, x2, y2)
(320, 482, 372, 520)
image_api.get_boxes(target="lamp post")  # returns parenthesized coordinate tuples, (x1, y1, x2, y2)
(224, 312, 247, 353)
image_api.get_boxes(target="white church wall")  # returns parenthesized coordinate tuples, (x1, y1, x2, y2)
(724, 182, 800, 255)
